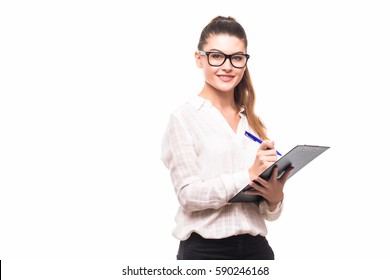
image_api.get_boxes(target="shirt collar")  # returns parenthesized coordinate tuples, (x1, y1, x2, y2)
(190, 96, 246, 116)
(189, 96, 212, 111)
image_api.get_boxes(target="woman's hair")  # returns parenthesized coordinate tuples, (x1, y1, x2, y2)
(198, 16, 268, 140)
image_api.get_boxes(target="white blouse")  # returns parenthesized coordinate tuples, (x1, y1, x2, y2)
(161, 96, 283, 240)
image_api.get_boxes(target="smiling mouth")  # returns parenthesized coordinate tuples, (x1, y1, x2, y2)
(218, 75, 234, 81)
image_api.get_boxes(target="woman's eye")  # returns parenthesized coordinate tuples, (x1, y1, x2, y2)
(211, 53, 224, 59)
(232, 55, 244, 61)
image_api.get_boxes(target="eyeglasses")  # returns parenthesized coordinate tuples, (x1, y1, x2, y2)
(198, 50, 250, 69)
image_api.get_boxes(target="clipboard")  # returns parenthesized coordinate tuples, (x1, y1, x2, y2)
(228, 144, 330, 203)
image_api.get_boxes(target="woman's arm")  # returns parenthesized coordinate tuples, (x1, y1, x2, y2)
(161, 114, 250, 212)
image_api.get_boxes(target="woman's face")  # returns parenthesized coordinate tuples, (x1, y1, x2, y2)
(196, 34, 247, 94)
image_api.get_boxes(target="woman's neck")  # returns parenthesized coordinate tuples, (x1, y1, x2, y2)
(199, 85, 237, 112)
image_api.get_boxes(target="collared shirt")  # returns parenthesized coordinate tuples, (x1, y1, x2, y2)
(161, 96, 283, 240)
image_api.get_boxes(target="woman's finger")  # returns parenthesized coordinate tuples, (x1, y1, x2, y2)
(279, 166, 294, 184)
(253, 175, 269, 187)
(247, 181, 265, 192)
(244, 190, 263, 196)
(270, 166, 279, 181)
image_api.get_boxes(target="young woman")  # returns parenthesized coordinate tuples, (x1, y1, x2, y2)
(161, 16, 293, 260)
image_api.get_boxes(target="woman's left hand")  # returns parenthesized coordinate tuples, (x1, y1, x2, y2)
(245, 166, 294, 210)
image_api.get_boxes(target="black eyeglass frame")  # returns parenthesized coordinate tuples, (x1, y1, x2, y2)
(198, 50, 250, 69)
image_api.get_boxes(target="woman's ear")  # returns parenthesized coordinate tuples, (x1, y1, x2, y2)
(194, 51, 203, 68)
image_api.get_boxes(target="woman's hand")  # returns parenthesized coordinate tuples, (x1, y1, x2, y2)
(245, 166, 294, 211)
(248, 140, 278, 181)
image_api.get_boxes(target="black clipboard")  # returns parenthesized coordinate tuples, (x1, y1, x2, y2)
(228, 144, 330, 203)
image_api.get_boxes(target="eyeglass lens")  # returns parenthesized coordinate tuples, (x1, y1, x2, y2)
(208, 52, 248, 68)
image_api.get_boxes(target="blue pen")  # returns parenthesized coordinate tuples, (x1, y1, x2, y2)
(244, 130, 282, 156)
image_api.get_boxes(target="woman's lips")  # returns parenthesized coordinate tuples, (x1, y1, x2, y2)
(218, 75, 234, 82)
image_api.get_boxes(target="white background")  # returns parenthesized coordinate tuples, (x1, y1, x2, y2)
(1, 0, 389, 271)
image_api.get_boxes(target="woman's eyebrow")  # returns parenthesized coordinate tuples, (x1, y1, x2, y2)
(208, 49, 246, 54)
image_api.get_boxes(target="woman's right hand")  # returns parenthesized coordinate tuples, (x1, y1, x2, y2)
(248, 140, 279, 181)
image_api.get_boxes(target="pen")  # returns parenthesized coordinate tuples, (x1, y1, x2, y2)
(245, 130, 282, 156)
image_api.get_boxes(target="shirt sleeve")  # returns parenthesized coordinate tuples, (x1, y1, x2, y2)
(259, 200, 283, 221)
(161, 114, 251, 212)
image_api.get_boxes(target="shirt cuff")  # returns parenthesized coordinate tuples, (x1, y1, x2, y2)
(266, 200, 283, 214)
(260, 200, 283, 221)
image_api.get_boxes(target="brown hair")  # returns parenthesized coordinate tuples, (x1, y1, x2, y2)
(197, 16, 268, 140)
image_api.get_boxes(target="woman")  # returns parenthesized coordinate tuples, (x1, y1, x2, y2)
(161, 16, 293, 260)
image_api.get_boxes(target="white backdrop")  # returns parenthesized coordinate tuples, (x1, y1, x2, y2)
(1, 0, 389, 265)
